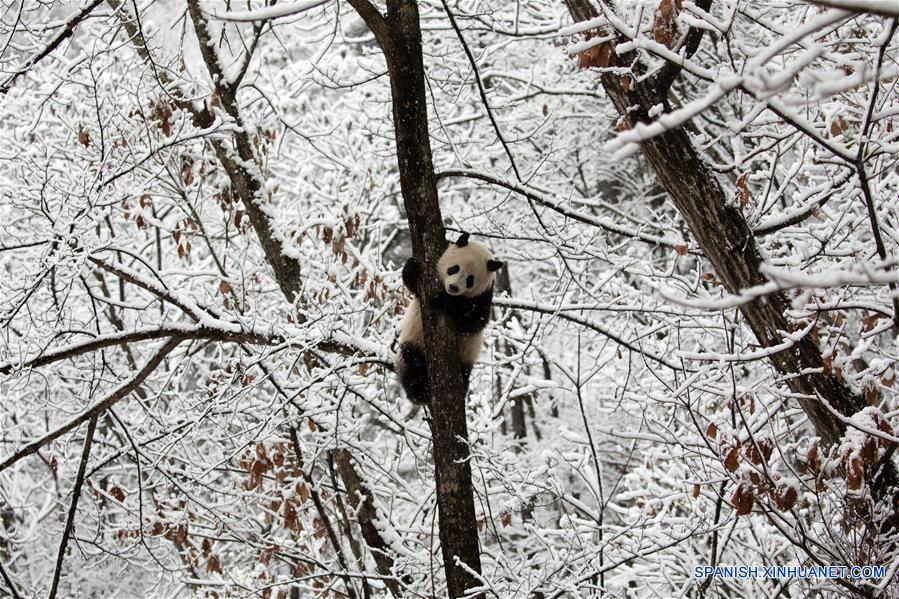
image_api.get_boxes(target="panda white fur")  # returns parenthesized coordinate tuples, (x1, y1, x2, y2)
(396, 233, 504, 404)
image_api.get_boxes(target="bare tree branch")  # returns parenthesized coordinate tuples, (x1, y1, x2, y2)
(47, 414, 99, 599)
(0, 559, 22, 599)
(344, 0, 391, 49)
(494, 297, 685, 371)
(332, 448, 412, 598)
(854, 20, 899, 330)
(438, 168, 689, 249)
(0, 338, 180, 474)
(440, 0, 522, 183)
(212, 0, 333, 22)
(0, 326, 273, 375)
(808, 0, 899, 17)
(0, 0, 105, 94)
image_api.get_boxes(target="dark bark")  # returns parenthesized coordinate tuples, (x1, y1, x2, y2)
(348, 1, 484, 596)
(563, 0, 897, 528)
(186, 0, 303, 304)
(637, 128, 860, 444)
(563, 0, 863, 447)
(332, 449, 412, 597)
(48, 415, 98, 599)
(654, 0, 713, 93)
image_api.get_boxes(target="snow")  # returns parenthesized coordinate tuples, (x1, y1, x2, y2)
(810, 0, 899, 16)
(678, 319, 816, 363)
(607, 81, 736, 157)
(2, 2, 898, 597)
(212, 0, 333, 22)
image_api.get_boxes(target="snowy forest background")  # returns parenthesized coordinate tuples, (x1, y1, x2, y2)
(1, 0, 898, 597)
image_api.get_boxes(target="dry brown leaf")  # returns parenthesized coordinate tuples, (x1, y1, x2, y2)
(846, 456, 864, 491)
(724, 446, 740, 472)
(206, 554, 222, 575)
(653, 0, 683, 48)
(731, 484, 754, 516)
(109, 486, 126, 503)
(78, 126, 91, 148)
(773, 484, 797, 511)
(735, 174, 750, 210)
(578, 42, 613, 69)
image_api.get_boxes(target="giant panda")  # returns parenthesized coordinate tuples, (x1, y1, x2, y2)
(395, 233, 505, 404)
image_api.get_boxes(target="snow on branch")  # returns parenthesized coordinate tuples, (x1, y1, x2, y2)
(808, 0, 899, 17)
(0, 325, 275, 375)
(606, 79, 738, 158)
(0, 338, 181, 474)
(211, 0, 332, 22)
(495, 297, 685, 371)
(659, 262, 899, 311)
(746, 9, 852, 71)
(585, 6, 861, 161)
(437, 169, 689, 250)
(677, 319, 816, 363)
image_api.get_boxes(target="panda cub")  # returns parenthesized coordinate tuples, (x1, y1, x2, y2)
(396, 233, 504, 404)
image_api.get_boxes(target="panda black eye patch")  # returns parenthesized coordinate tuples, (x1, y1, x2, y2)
(466, 275, 475, 288)
(447, 265, 460, 275)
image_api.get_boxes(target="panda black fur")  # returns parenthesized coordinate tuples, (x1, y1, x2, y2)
(396, 233, 504, 404)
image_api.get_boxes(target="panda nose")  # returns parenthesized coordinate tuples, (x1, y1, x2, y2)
(448, 284, 459, 293)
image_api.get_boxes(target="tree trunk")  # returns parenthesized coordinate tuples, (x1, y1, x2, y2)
(563, 0, 863, 447)
(346, 1, 484, 596)
(562, 0, 897, 524)
(332, 449, 411, 597)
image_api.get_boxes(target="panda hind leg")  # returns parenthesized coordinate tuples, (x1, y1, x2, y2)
(399, 343, 430, 404)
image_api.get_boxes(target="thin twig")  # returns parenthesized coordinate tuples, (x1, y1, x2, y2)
(854, 19, 899, 330)
(0, 338, 180, 473)
(47, 415, 99, 599)
(440, 0, 522, 183)
(438, 169, 688, 249)
(0, 559, 23, 599)
(0, 0, 105, 94)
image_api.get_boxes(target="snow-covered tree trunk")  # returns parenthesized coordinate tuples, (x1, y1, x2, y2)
(563, 0, 898, 532)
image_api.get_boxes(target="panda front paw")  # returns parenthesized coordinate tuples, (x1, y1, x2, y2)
(402, 257, 422, 296)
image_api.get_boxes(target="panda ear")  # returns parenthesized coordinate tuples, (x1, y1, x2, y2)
(487, 260, 505, 272)
(455, 232, 470, 247)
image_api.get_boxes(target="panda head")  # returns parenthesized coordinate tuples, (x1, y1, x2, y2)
(437, 232, 505, 297)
